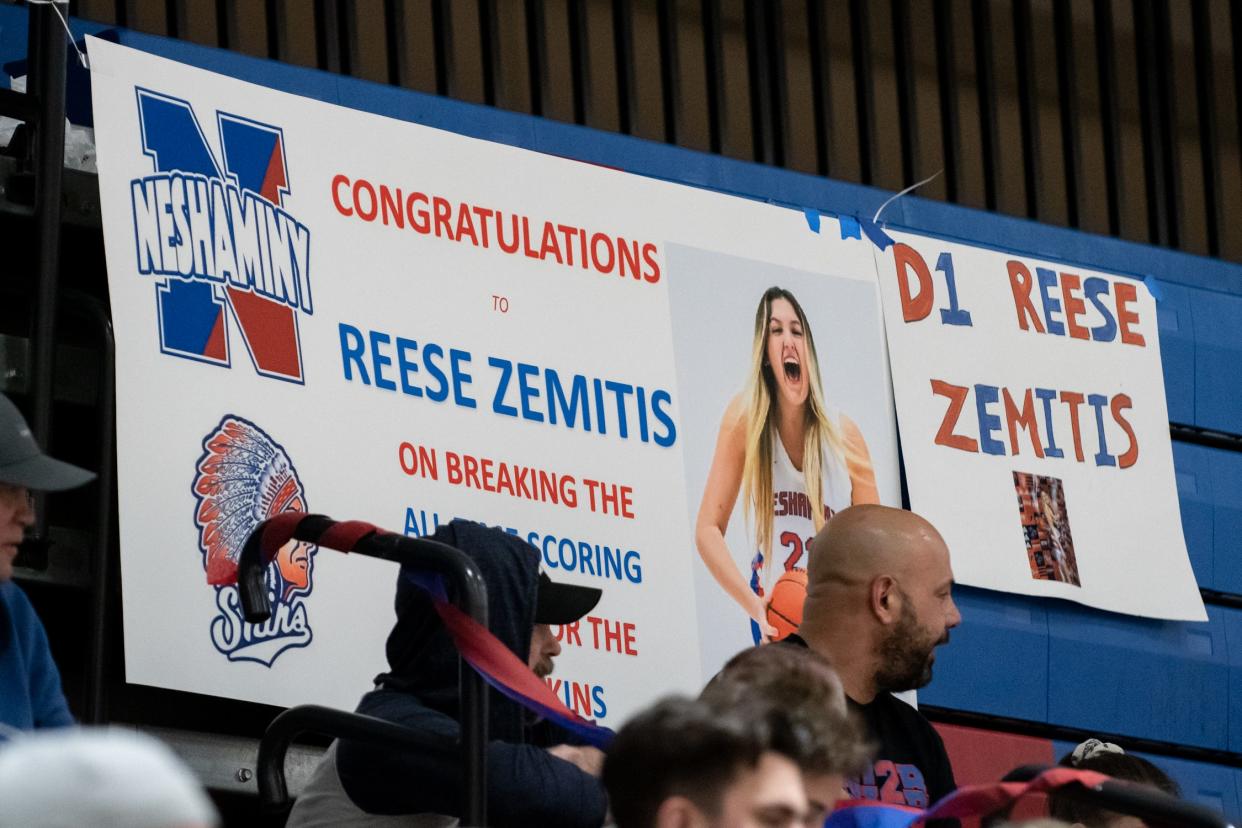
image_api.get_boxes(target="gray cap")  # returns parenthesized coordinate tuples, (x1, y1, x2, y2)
(0, 393, 95, 491)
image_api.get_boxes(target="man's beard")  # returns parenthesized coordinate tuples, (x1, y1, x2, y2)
(874, 602, 947, 693)
(533, 658, 555, 679)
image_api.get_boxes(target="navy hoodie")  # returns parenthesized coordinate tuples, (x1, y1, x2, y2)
(336, 520, 607, 827)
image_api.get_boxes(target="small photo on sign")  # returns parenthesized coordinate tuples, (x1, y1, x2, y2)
(1014, 472, 1080, 586)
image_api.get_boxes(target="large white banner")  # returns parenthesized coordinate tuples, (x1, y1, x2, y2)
(90, 38, 899, 719)
(875, 229, 1205, 621)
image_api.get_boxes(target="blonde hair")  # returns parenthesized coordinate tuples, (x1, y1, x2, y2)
(740, 287, 845, 580)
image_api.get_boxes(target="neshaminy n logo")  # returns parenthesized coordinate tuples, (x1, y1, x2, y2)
(130, 88, 312, 384)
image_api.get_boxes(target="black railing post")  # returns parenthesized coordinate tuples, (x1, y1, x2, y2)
(26, 0, 68, 540)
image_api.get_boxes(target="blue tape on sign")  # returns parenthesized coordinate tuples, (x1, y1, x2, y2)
(859, 217, 894, 251)
(838, 215, 862, 240)
(804, 208, 821, 233)
(1142, 275, 1164, 302)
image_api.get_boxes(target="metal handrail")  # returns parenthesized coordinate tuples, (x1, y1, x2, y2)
(256, 704, 459, 812)
(236, 515, 490, 825)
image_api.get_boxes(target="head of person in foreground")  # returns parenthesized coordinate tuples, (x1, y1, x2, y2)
(603, 695, 816, 828)
(700, 643, 873, 822)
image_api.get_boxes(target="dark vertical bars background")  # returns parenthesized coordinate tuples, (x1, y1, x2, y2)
(313, 0, 340, 73)
(1234, 0, 1242, 221)
(933, 0, 959, 203)
(264, 0, 282, 61)
(1012, 0, 1040, 220)
(1052, 0, 1081, 229)
(1192, 0, 1220, 257)
(766, 0, 788, 168)
(701, 0, 725, 154)
(1133, 0, 1167, 245)
(525, 0, 550, 116)
(745, 0, 774, 165)
(432, 0, 454, 97)
(164, 0, 182, 39)
(479, 0, 501, 107)
(214, 0, 234, 50)
(657, 0, 680, 144)
(612, 0, 636, 134)
(892, 0, 918, 187)
(384, 0, 406, 87)
(568, 0, 591, 125)
(1094, 0, 1122, 237)
(850, 0, 876, 185)
(1153, 0, 1180, 249)
(43, 0, 1242, 266)
(336, 0, 355, 79)
(972, 0, 1000, 211)
(807, 0, 834, 178)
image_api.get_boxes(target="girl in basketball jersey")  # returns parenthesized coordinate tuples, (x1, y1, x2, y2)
(695, 287, 879, 642)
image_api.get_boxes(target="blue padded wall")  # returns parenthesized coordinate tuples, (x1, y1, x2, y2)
(1207, 453, 1242, 598)
(1191, 289, 1242, 435)
(1173, 441, 1217, 590)
(1171, 442, 1242, 597)
(920, 587, 1048, 722)
(1047, 603, 1230, 750)
(1225, 608, 1242, 754)
(1155, 281, 1197, 425)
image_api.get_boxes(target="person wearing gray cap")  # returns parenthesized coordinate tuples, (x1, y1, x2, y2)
(0, 392, 95, 733)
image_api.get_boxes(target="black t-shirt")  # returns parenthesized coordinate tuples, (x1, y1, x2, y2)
(781, 635, 956, 809)
(846, 692, 956, 809)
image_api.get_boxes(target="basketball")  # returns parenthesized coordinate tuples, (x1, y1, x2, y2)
(765, 568, 808, 641)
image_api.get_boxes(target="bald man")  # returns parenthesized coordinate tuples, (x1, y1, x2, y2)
(783, 504, 961, 810)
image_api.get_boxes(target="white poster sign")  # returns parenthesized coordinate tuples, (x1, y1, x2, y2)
(874, 228, 1204, 621)
(89, 38, 899, 720)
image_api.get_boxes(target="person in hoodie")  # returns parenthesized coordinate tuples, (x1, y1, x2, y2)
(286, 519, 607, 828)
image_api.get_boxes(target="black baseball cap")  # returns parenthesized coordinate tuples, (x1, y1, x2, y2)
(0, 394, 95, 491)
(534, 572, 602, 625)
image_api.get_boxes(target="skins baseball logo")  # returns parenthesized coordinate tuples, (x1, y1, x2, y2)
(193, 416, 316, 666)
(129, 88, 312, 384)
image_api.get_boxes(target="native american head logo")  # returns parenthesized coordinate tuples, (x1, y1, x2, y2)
(192, 415, 315, 665)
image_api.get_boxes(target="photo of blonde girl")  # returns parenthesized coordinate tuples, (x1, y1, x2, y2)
(694, 286, 880, 642)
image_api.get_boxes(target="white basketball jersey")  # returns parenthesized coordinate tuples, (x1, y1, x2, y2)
(756, 412, 852, 594)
